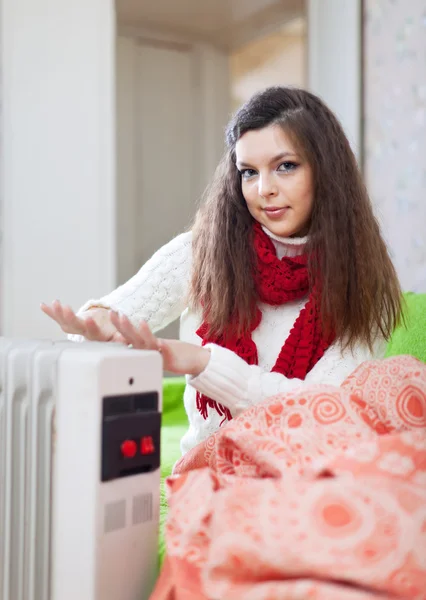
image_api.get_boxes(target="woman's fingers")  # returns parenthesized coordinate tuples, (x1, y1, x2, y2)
(110, 312, 143, 347)
(40, 301, 61, 323)
(61, 304, 89, 335)
(41, 301, 120, 341)
(52, 299, 66, 324)
(41, 300, 86, 335)
(111, 331, 127, 344)
(84, 316, 110, 341)
(109, 311, 137, 346)
(137, 320, 160, 349)
(110, 312, 160, 350)
(42, 303, 162, 347)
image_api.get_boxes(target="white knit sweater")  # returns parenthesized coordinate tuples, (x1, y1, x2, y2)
(76, 228, 386, 454)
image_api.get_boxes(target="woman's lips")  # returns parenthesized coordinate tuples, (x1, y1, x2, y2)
(263, 207, 289, 219)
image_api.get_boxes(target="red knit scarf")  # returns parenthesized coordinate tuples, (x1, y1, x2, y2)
(196, 222, 334, 422)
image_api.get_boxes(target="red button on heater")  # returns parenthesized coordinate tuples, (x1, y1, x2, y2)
(141, 436, 155, 455)
(121, 439, 137, 459)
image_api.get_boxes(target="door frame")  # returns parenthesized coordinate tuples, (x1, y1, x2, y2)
(307, 0, 362, 162)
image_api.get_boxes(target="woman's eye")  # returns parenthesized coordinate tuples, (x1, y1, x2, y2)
(278, 161, 298, 172)
(240, 168, 257, 179)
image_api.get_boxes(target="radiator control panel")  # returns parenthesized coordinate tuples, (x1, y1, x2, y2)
(101, 392, 161, 482)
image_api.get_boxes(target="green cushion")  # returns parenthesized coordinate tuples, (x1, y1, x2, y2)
(159, 377, 187, 566)
(385, 292, 426, 363)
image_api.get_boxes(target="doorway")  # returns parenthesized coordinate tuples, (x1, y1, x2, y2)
(115, 0, 306, 339)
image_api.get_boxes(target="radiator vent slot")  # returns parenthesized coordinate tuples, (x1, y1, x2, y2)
(104, 499, 126, 533)
(132, 493, 153, 525)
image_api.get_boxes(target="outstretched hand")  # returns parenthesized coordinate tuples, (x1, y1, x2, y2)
(40, 300, 126, 342)
(109, 311, 210, 376)
(40, 301, 210, 376)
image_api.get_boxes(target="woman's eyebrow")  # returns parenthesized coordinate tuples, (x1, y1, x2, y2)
(236, 151, 298, 168)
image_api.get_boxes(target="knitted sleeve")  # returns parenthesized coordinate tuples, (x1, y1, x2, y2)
(74, 231, 192, 334)
(187, 336, 387, 417)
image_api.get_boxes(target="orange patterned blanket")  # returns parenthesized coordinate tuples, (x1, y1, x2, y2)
(151, 356, 426, 600)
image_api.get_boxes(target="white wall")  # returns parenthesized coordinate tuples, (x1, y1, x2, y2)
(364, 0, 426, 292)
(1, 0, 116, 338)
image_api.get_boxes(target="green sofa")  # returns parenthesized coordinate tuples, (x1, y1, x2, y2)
(159, 292, 426, 564)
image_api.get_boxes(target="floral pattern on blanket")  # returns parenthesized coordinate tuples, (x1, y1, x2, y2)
(151, 356, 426, 600)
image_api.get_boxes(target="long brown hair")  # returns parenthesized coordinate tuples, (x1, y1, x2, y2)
(190, 86, 403, 349)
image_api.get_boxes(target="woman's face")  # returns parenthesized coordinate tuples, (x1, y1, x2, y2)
(235, 124, 314, 238)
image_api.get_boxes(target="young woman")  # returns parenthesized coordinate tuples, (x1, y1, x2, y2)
(41, 86, 403, 454)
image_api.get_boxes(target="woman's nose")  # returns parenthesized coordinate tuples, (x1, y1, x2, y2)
(258, 174, 278, 198)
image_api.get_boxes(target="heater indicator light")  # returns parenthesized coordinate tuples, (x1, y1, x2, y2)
(121, 439, 137, 459)
(141, 436, 155, 455)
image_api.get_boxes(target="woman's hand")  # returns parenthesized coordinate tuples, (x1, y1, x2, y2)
(109, 311, 210, 376)
(41, 301, 210, 376)
(40, 300, 125, 343)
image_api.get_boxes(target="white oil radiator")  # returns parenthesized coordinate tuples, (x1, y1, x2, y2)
(0, 338, 163, 600)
